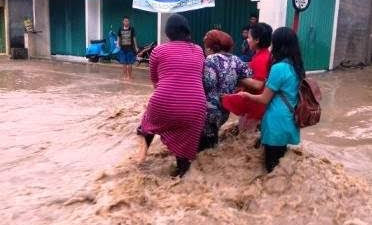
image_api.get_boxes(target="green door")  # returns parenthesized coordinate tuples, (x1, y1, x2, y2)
(182, 0, 258, 54)
(0, 7, 5, 53)
(50, 0, 86, 56)
(102, 0, 157, 47)
(286, 0, 336, 71)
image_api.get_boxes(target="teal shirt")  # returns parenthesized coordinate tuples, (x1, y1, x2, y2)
(261, 61, 300, 146)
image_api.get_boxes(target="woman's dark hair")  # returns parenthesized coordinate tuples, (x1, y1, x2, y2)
(271, 27, 306, 80)
(250, 13, 258, 20)
(241, 26, 250, 32)
(165, 14, 191, 42)
(249, 23, 272, 49)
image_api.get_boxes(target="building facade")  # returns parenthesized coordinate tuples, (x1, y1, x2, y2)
(2, 0, 371, 71)
(259, 0, 372, 71)
(2, 0, 258, 61)
(1, 0, 33, 55)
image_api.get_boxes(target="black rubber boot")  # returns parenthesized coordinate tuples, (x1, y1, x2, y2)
(170, 157, 191, 178)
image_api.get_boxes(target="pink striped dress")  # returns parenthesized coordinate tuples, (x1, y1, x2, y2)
(140, 41, 206, 160)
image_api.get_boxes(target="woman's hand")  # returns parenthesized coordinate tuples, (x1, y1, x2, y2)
(236, 88, 274, 105)
(234, 86, 246, 93)
(239, 78, 265, 92)
(236, 91, 251, 99)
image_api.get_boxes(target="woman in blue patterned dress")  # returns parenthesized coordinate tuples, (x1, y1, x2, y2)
(199, 30, 252, 151)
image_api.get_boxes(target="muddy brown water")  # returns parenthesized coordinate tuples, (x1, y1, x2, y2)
(0, 58, 371, 225)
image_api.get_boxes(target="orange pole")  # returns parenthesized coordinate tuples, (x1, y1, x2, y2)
(292, 11, 300, 33)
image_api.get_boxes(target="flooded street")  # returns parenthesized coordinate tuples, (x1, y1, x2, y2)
(0, 57, 371, 225)
(0, 58, 152, 224)
(302, 68, 372, 182)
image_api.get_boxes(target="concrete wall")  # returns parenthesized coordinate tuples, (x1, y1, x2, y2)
(86, 0, 102, 47)
(27, 0, 50, 58)
(333, 0, 372, 66)
(258, 0, 288, 31)
(8, 0, 33, 48)
(0, 0, 4, 53)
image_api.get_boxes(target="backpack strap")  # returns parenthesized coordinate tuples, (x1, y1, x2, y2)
(276, 59, 302, 115)
(278, 92, 295, 114)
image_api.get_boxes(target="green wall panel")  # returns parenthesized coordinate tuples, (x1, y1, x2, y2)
(182, 0, 258, 54)
(50, 0, 86, 56)
(286, 0, 336, 71)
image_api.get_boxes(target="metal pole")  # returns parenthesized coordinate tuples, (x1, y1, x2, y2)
(157, 12, 161, 45)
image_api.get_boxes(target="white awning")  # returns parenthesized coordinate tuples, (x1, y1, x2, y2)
(133, 0, 215, 13)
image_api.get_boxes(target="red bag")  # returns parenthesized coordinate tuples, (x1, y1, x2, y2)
(221, 94, 252, 116)
(279, 77, 322, 128)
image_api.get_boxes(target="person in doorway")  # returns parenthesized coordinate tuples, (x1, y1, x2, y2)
(239, 26, 254, 62)
(136, 14, 206, 178)
(199, 29, 252, 151)
(237, 27, 304, 173)
(249, 13, 258, 27)
(117, 17, 138, 80)
(239, 23, 273, 132)
(240, 14, 258, 63)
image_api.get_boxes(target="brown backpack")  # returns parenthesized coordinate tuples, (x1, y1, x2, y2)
(279, 77, 322, 128)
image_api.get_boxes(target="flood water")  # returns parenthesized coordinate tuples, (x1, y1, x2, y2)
(0, 57, 371, 225)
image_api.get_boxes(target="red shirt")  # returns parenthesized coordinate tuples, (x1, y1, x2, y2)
(250, 48, 272, 82)
(245, 48, 272, 120)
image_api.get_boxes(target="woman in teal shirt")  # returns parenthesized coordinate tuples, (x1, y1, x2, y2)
(238, 27, 305, 172)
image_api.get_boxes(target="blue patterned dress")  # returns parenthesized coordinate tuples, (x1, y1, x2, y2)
(200, 53, 251, 150)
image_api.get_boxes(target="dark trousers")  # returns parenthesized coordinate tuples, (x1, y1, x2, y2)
(264, 145, 287, 173)
(198, 134, 218, 152)
(198, 123, 219, 152)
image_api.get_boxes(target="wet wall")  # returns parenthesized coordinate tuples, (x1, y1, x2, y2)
(334, 0, 372, 66)
(8, 0, 33, 48)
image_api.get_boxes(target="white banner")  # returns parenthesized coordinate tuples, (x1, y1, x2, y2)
(133, 0, 215, 13)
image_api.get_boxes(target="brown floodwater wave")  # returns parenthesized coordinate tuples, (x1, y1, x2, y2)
(54, 106, 372, 225)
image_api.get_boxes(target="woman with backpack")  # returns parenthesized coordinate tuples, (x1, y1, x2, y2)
(237, 27, 305, 173)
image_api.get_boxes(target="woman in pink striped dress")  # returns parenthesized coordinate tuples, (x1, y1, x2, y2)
(136, 14, 206, 177)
